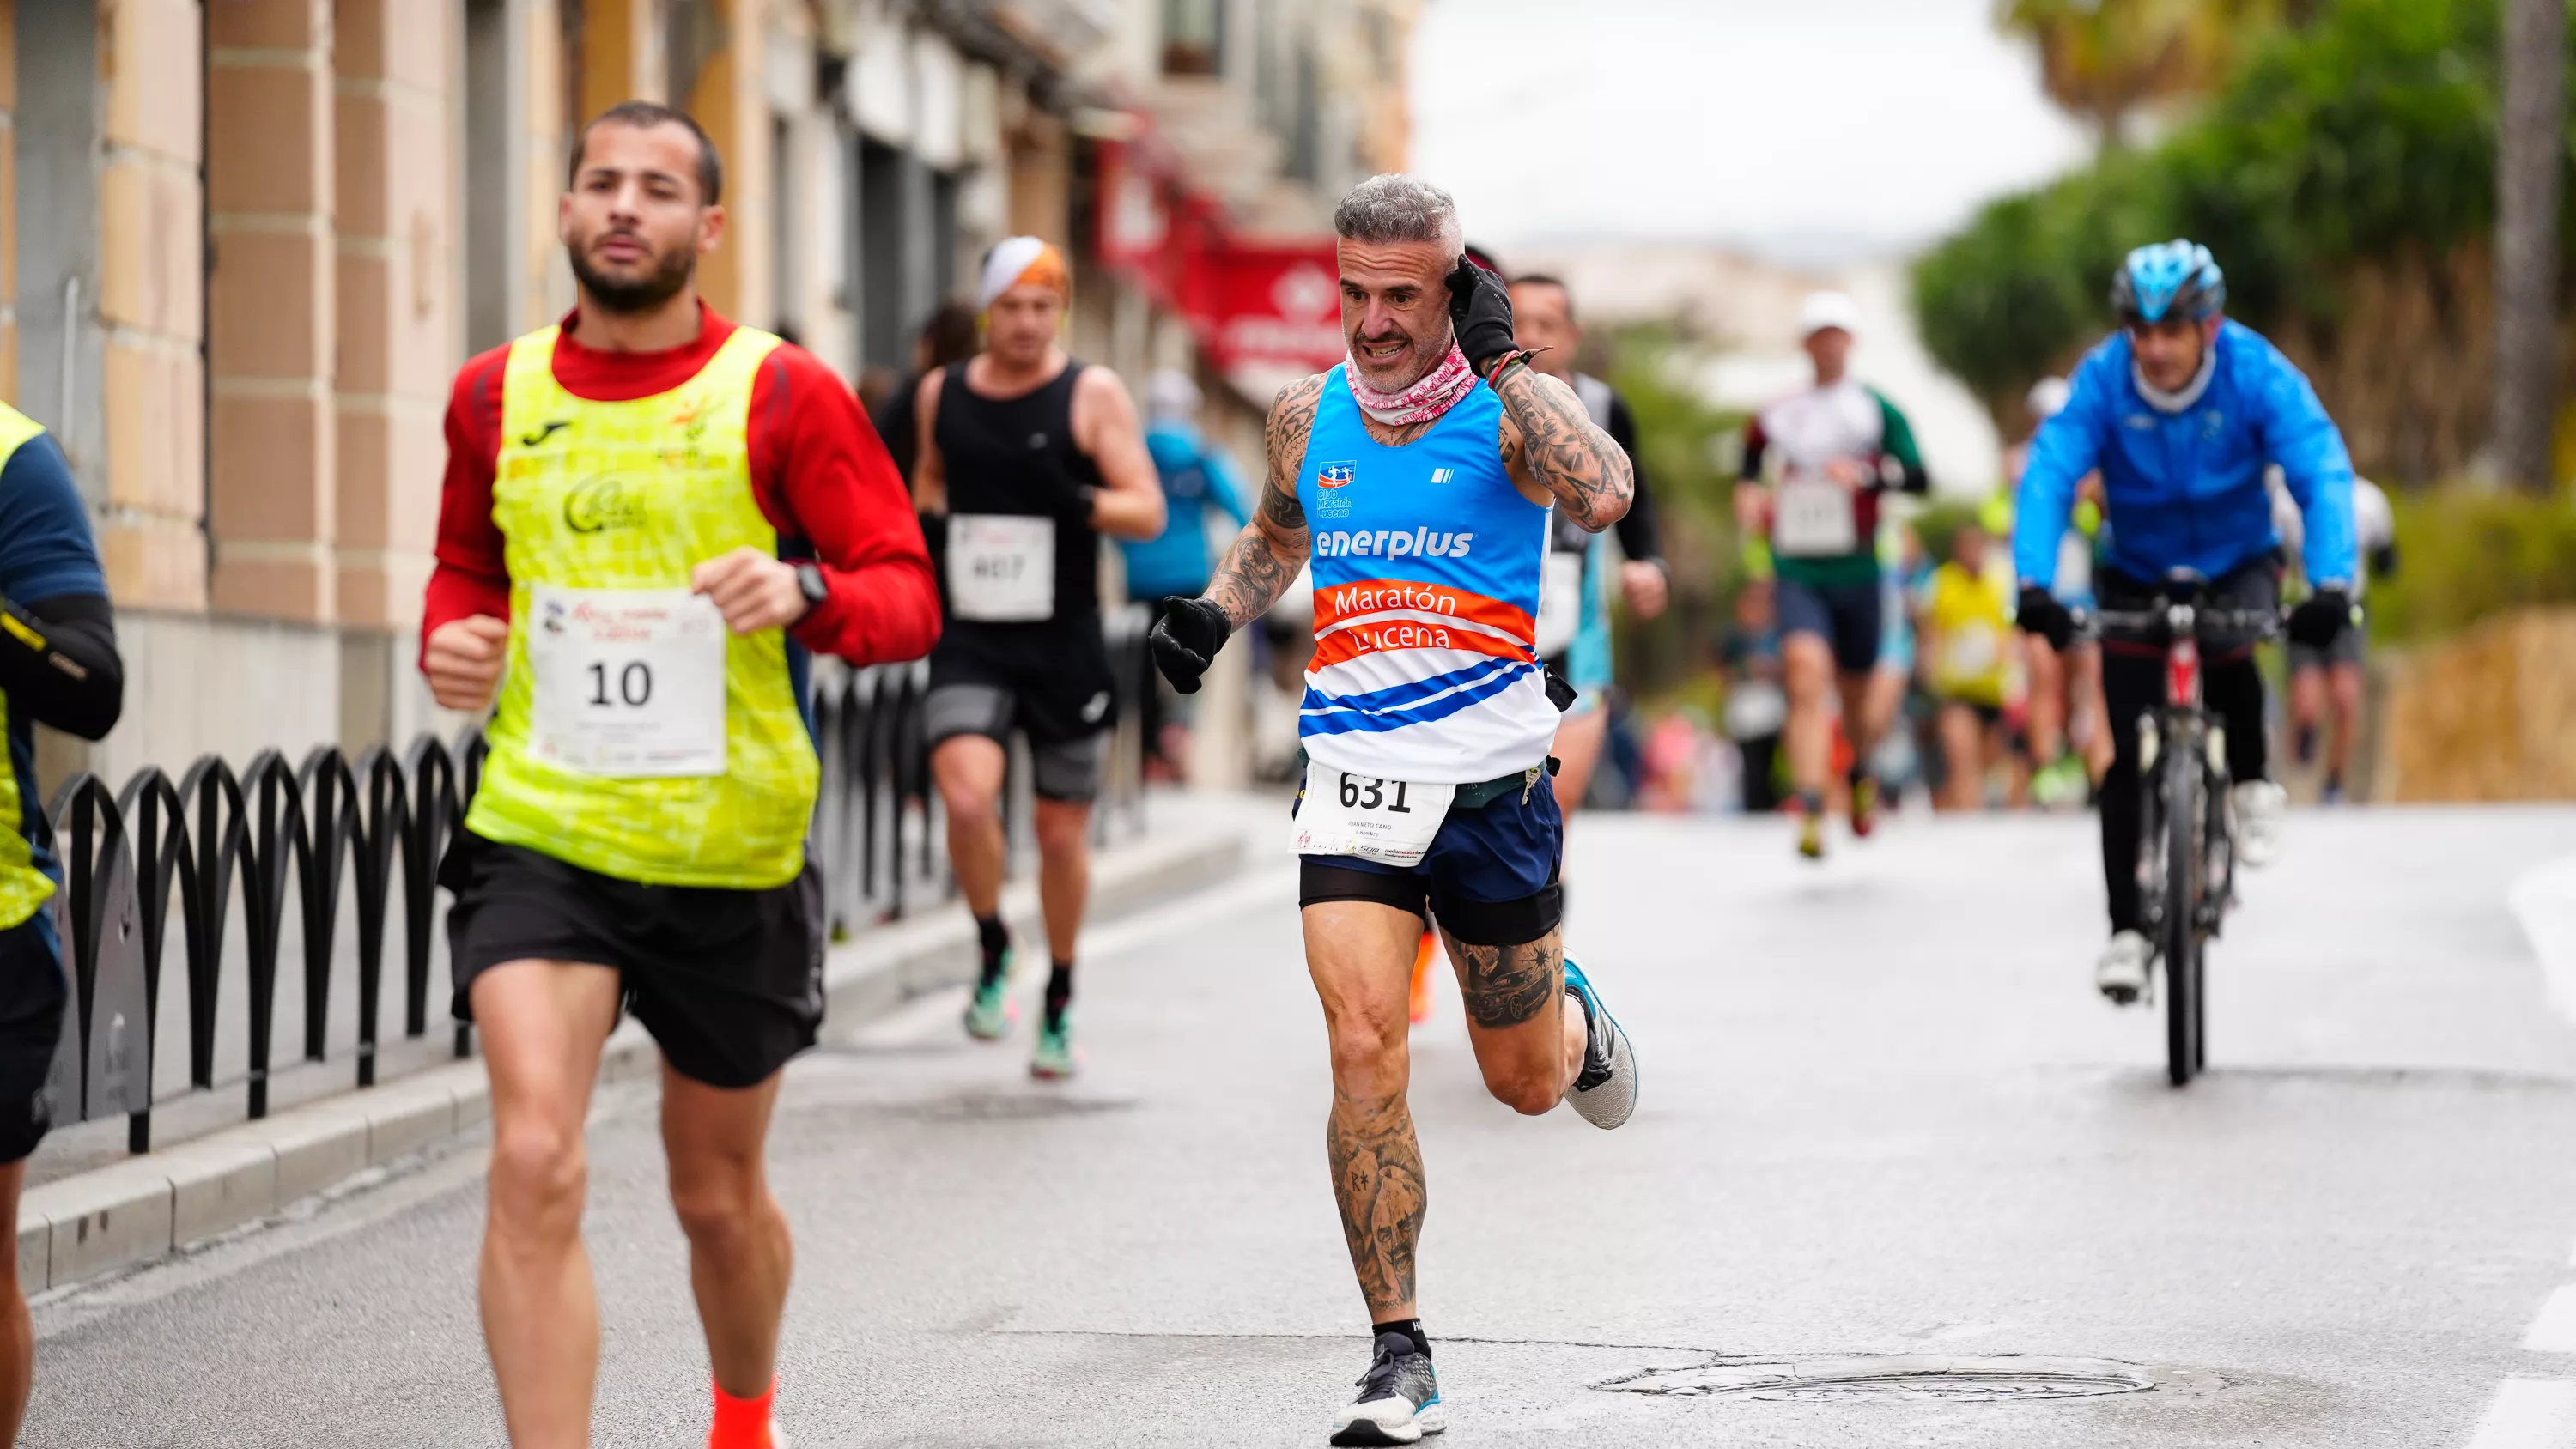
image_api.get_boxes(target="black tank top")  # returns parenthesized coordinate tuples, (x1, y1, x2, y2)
(934, 359, 1103, 622)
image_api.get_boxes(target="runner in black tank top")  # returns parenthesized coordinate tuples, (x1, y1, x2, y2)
(912, 236, 1165, 1079)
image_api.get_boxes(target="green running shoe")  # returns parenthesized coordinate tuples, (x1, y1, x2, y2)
(963, 952, 1014, 1041)
(1030, 1014, 1077, 1080)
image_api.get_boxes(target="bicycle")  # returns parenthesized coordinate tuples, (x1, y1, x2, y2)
(2088, 573, 2282, 1088)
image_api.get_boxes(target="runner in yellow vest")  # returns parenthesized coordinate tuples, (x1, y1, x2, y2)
(1922, 518, 2027, 811)
(0, 403, 121, 1446)
(420, 103, 937, 1449)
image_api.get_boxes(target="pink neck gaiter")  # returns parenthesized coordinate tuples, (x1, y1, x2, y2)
(1344, 343, 1476, 427)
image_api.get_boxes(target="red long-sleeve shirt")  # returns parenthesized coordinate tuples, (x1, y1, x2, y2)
(422, 303, 939, 669)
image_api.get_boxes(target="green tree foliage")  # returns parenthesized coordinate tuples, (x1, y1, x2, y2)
(1920, 0, 2506, 419)
(1997, 0, 2293, 147)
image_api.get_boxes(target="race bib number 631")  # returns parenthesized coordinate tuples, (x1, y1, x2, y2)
(1292, 767, 1457, 868)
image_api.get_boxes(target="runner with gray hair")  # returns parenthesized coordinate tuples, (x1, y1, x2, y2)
(1333, 173, 1464, 251)
(1146, 176, 1641, 1446)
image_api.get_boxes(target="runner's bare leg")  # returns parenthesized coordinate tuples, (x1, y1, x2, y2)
(0, 1160, 30, 1443)
(663, 1067, 792, 1399)
(1443, 925, 1584, 1115)
(475, 960, 623, 1449)
(1306, 900, 1429, 1323)
(933, 737, 1009, 917)
(1782, 634, 1837, 798)
(1031, 798, 1094, 963)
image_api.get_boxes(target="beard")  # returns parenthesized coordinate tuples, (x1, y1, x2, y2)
(568, 233, 695, 314)
(1348, 320, 1454, 392)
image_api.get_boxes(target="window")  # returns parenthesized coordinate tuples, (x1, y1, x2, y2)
(1162, 0, 1221, 76)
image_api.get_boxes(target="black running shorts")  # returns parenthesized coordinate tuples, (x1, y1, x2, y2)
(0, 912, 66, 1164)
(441, 834, 825, 1088)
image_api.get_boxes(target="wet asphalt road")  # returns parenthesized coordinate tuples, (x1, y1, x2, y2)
(22, 802, 2576, 1448)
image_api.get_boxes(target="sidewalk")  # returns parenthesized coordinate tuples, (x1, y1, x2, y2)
(16, 790, 1270, 1297)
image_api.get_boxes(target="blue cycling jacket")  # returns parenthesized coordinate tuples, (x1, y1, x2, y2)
(1121, 420, 1253, 602)
(2013, 319, 2358, 591)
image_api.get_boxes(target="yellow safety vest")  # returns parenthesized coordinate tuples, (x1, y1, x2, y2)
(465, 324, 819, 888)
(0, 404, 58, 929)
(1925, 559, 2015, 708)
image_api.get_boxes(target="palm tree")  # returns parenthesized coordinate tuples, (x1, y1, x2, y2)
(1996, 0, 2287, 149)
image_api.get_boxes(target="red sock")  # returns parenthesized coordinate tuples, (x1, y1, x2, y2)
(709, 1378, 775, 1449)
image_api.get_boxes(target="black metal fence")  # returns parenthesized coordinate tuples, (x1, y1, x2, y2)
(37, 615, 1151, 1158)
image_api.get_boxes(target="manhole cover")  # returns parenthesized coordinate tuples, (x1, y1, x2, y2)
(1597, 1354, 2217, 1403)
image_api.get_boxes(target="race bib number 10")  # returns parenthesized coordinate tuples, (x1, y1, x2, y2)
(1291, 767, 1457, 868)
(525, 585, 729, 779)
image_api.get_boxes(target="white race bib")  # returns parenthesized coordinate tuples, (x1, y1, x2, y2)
(1939, 622, 2002, 683)
(1533, 550, 1586, 658)
(948, 514, 1056, 621)
(1773, 477, 1859, 556)
(1291, 767, 1457, 868)
(525, 586, 729, 778)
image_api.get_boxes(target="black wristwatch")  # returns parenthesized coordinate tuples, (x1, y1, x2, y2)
(793, 562, 828, 615)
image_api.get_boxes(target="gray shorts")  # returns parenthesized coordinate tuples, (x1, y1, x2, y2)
(2287, 626, 2366, 673)
(924, 683, 1109, 803)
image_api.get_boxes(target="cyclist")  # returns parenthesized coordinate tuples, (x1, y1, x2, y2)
(0, 402, 121, 1447)
(1145, 174, 1638, 1446)
(2277, 473, 2396, 803)
(2012, 239, 2358, 1000)
(422, 103, 939, 1448)
(1735, 290, 1929, 859)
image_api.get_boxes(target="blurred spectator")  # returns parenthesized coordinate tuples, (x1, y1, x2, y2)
(871, 301, 981, 488)
(1126, 367, 1255, 779)
(1720, 579, 1788, 812)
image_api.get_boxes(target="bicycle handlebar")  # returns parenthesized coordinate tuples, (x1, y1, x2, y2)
(2081, 604, 2285, 642)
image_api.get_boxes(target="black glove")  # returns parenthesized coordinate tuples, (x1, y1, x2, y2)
(1444, 257, 1517, 378)
(1148, 596, 1232, 694)
(2287, 587, 2356, 648)
(2015, 585, 2075, 652)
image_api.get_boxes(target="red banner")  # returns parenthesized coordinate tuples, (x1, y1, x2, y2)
(1094, 138, 1341, 395)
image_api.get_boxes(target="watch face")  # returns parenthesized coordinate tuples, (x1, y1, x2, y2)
(798, 564, 828, 604)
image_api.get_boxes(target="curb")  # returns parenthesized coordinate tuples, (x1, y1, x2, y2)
(20, 821, 1249, 1296)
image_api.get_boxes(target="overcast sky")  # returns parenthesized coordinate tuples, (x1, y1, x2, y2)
(1409, 0, 2093, 265)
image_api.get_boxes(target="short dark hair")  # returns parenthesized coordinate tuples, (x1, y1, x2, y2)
(570, 100, 723, 205)
(919, 300, 981, 369)
(1510, 273, 1573, 321)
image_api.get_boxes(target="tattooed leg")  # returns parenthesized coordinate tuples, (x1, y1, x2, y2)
(1305, 898, 1432, 1321)
(1442, 924, 1588, 1117)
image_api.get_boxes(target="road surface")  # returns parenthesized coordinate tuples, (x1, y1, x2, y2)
(23, 803, 2576, 1447)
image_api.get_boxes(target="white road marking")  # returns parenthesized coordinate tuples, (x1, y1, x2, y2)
(2467, 1379, 2576, 1449)
(2527, 1287, 2576, 1353)
(2507, 857, 2576, 1025)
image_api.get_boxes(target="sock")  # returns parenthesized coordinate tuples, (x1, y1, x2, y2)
(709, 1378, 775, 1449)
(1797, 788, 1825, 818)
(1372, 1318, 1432, 1359)
(975, 914, 1010, 989)
(1043, 960, 1074, 1031)
(2324, 769, 2344, 796)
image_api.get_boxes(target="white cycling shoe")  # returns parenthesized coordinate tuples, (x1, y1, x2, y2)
(2096, 931, 2152, 1003)
(2232, 779, 2287, 868)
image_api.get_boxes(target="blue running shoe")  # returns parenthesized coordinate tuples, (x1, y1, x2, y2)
(1331, 1331, 1445, 1445)
(1560, 956, 1636, 1129)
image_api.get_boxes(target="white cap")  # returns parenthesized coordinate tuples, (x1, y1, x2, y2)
(1147, 367, 1201, 419)
(1798, 290, 1862, 339)
(2026, 375, 2073, 420)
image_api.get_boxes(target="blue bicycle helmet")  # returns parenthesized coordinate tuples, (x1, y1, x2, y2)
(2111, 239, 2226, 324)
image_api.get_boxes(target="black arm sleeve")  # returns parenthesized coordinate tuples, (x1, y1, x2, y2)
(1605, 393, 1662, 563)
(0, 594, 123, 741)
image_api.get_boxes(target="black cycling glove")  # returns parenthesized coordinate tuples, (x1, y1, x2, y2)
(2287, 587, 2357, 648)
(2015, 585, 2075, 653)
(1149, 596, 1233, 694)
(1444, 258, 1517, 378)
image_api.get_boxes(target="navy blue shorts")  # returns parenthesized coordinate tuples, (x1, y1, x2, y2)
(1296, 768, 1564, 947)
(1777, 575, 1884, 674)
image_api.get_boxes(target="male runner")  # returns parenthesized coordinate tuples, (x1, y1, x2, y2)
(2279, 473, 2395, 803)
(0, 403, 121, 1444)
(1147, 174, 1640, 1446)
(1504, 272, 1667, 816)
(422, 102, 938, 1449)
(2013, 239, 2356, 999)
(1735, 290, 1929, 858)
(913, 237, 1163, 1077)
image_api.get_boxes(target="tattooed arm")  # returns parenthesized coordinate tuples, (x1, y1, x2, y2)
(1496, 366, 1634, 531)
(1203, 373, 1325, 629)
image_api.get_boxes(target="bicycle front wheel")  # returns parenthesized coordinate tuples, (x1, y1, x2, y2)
(2161, 742, 2203, 1088)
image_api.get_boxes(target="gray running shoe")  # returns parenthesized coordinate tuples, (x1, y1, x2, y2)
(1331, 1332, 1446, 1446)
(1561, 955, 1637, 1129)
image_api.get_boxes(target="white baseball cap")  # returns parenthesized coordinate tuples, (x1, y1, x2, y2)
(1798, 290, 1862, 339)
(2026, 375, 2073, 419)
